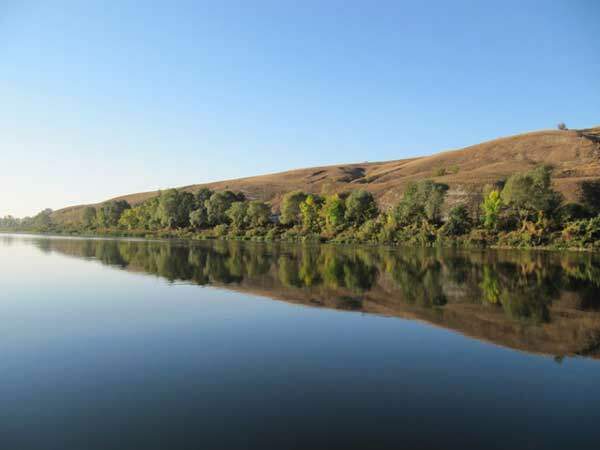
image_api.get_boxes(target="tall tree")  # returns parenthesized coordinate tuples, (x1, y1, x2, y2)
(97, 201, 130, 227)
(157, 189, 195, 228)
(344, 190, 378, 226)
(393, 181, 448, 225)
(246, 201, 271, 227)
(300, 195, 322, 232)
(206, 191, 242, 225)
(280, 191, 308, 226)
(226, 202, 248, 229)
(321, 194, 346, 230)
(481, 190, 502, 230)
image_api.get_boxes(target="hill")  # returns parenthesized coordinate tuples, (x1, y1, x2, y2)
(53, 126, 600, 224)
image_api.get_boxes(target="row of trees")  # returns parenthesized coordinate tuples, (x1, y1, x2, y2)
(3, 166, 600, 248)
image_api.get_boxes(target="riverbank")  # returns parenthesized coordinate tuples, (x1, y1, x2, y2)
(2, 226, 598, 253)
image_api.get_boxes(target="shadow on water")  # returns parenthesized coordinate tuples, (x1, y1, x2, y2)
(20, 235, 600, 359)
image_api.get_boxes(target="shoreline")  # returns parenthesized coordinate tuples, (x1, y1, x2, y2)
(2, 229, 597, 253)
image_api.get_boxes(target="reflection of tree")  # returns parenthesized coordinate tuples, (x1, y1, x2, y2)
(31, 237, 600, 327)
(277, 254, 303, 288)
(385, 253, 447, 307)
(480, 266, 501, 305)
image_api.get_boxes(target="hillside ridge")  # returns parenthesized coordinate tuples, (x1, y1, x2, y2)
(53, 126, 600, 223)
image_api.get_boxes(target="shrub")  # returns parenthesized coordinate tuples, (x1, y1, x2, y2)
(579, 180, 600, 215)
(213, 224, 229, 238)
(562, 217, 600, 246)
(442, 204, 472, 236)
(557, 203, 591, 223)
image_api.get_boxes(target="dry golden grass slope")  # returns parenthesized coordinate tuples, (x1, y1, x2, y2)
(54, 126, 600, 224)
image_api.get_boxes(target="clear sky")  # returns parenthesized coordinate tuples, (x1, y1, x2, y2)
(1, 1, 598, 217)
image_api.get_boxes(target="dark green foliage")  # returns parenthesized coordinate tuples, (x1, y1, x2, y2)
(158, 189, 195, 228)
(189, 208, 208, 229)
(443, 204, 472, 236)
(579, 180, 600, 215)
(344, 190, 378, 226)
(226, 201, 248, 229)
(195, 188, 213, 207)
(501, 165, 563, 221)
(558, 203, 592, 223)
(97, 201, 130, 227)
(246, 201, 271, 228)
(206, 190, 244, 226)
(393, 180, 448, 225)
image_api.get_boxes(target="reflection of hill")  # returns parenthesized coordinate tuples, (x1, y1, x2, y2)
(32, 236, 600, 359)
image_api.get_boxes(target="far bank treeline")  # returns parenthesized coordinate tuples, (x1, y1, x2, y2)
(3, 165, 600, 250)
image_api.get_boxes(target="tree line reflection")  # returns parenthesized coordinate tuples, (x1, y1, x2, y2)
(29, 237, 600, 325)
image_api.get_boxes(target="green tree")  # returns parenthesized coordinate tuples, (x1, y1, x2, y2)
(481, 190, 502, 230)
(321, 194, 346, 230)
(299, 195, 322, 232)
(280, 191, 308, 226)
(97, 200, 130, 227)
(393, 181, 448, 225)
(443, 204, 472, 236)
(226, 201, 248, 229)
(195, 188, 213, 208)
(206, 191, 244, 225)
(82, 207, 97, 228)
(189, 208, 208, 229)
(501, 165, 563, 222)
(118, 208, 140, 230)
(344, 190, 378, 226)
(424, 182, 448, 223)
(189, 187, 213, 229)
(246, 200, 271, 227)
(157, 189, 195, 228)
(32, 208, 53, 230)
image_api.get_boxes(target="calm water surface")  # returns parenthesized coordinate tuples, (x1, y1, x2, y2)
(2, 234, 600, 449)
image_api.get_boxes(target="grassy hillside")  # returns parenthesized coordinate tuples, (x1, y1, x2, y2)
(53, 126, 600, 224)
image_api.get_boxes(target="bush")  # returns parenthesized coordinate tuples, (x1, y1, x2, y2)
(562, 217, 600, 246)
(557, 203, 591, 223)
(442, 204, 472, 236)
(213, 224, 229, 238)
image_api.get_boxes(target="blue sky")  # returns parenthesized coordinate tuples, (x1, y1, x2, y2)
(1, 1, 598, 217)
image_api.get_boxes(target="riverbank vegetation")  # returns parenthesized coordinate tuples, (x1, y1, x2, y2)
(3, 165, 600, 250)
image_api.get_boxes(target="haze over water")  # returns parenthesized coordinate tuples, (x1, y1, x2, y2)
(2, 234, 600, 449)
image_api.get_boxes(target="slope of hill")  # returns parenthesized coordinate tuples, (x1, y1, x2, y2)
(53, 126, 600, 224)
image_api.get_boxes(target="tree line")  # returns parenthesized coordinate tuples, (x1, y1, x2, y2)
(2, 165, 600, 249)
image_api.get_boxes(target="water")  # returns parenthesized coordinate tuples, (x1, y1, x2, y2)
(1, 234, 600, 449)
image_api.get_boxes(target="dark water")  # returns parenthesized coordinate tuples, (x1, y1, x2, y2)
(2, 234, 600, 449)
